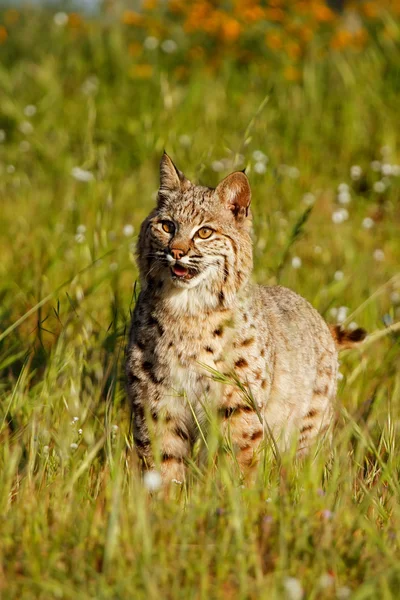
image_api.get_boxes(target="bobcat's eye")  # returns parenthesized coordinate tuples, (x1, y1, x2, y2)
(197, 227, 213, 240)
(161, 221, 175, 234)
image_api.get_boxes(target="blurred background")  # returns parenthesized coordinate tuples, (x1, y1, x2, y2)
(1, 0, 400, 397)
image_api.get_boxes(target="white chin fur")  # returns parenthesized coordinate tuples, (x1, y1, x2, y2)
(166, 265, 221, 314)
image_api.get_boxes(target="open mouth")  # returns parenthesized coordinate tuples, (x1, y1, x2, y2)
(170, 264, 195, 280)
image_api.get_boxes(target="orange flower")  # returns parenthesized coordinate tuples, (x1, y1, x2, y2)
(353, 28, 369, 48)
(184, 3, 216, 33)
(143, 0, 158, 10)
(266, 31, 283, 50)
(169, 0, 186, 14)
(362, 2, 380, 18)
(122, 10, 143, 26)
(265, 8, 285, 22)
(0, 25, 8, 44)
(4, 9, 20, 25)
(128, 42, 142, 57)
(130, 64, 153, 79)
(242, 7, 265, 22)
(283, 65, 301, 82)
(68, 13, 82, 28)
(330, 29, 353, 50)
(299, 27, 314, 43)
(286, 41, 302, 60)
(311, 3, 335, 23)
(220, 18, 241, 43)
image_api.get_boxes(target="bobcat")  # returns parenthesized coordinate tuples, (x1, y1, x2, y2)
(126, 153, 366, 484)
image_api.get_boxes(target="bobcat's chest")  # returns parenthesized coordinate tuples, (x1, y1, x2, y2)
(162, 326, 231, 402)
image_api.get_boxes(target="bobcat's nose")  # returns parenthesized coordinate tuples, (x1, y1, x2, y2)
(170, 247, 185, 260)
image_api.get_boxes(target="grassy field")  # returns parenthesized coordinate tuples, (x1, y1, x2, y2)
(1, 3, 400, 598)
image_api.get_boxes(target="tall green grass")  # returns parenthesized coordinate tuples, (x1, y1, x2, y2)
(0, 7, 400, 599)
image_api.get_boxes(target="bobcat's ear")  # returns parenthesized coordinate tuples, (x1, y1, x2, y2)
(159, 152, 190, 194)
(215, 171, 251, 221)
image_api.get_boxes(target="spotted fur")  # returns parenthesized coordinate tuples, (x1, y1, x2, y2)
(126, 153, 364, 484)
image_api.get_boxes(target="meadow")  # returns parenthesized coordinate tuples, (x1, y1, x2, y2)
(0, 1, 400, 598)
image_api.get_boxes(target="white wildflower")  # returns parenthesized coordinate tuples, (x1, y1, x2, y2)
(19, 121, 34, 135)
(337, 586, 351, 599)
(283, 577, 304, 600)
(75, 233, 85, 244)
(43, 445, 50, 454)
(302, 193, 315, 206)
(329, 307, 338, 318)
(73, 416, 79, 423)
(362, 217, 374, 229)
(334, 270, 344, 281)
(76, 224, 86, 234)
(291, 256, 302, 269)
(71, 167, 94, 182)
(24, 105, 37, 117)
(319, 573, 334, 589)
(144, 36, 159, 50)
(179, 134, 191, 147)
(337, 372, 344, 381)
(337, 306, 348, 323)
(6, 165, 15, 174)
(211, 161, 224, 172)
(143, 470, 162, 492)
(338, 190, 351, 204)
(350, 165, 362, 180)
(391, 291, 400, 304)
(78, 429, 83, 435)
(332, 208, 349, 224)
(254, 161, 267, 174)
(338, 182, 349, 193)
(381, 163, 392, 176)
(123, 224, 134, 237)
(171, 479, 183, 485)
(391, 165, 400, 176)
(70, 443, 78, 450)
(252, 150, 268, 163)
(54, 12, 68, 26)
(373, 249, 385, 262)
(81, 75, 99, 96)
(161, 39, 177, 53)
(373, 180, 385, 193)
(111, 425, 119, 432)
(348, 321, 358, 331)
(288, 166, 300, 179)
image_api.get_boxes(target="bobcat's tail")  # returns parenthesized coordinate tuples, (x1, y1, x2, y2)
(329, 325, 367, 350)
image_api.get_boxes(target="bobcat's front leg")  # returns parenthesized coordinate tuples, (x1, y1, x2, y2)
(219, 389, 264, 477)
(128, 372, 193, 484)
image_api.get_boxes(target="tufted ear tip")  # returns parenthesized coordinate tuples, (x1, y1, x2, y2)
(215, 171, 251, 221)
(159, 153, 190, 194)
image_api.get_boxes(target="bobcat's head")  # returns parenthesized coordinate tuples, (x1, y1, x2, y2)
(137, 153, 253, 313)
